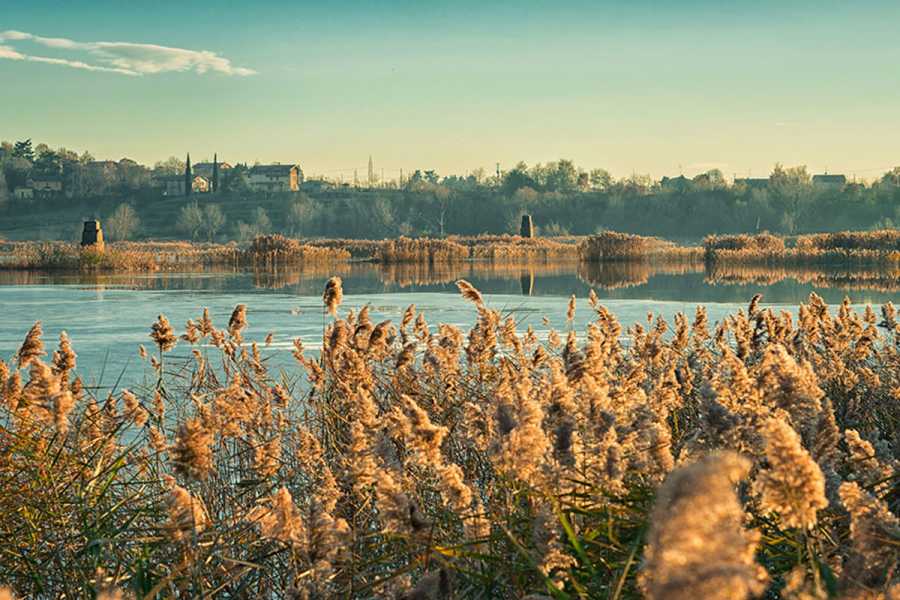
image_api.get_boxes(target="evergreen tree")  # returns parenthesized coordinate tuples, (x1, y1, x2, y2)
(212, 153, 219, 193)
(184, 153, 192, 196)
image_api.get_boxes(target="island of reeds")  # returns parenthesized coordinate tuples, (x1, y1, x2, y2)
(4, 229, 900, 275)
(0, 279, 897, 599)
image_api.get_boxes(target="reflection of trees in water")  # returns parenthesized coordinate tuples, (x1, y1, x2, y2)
(706, 263, 900, 292)
(5, 259, 900, 296)
(577, 260, 704, 289)
(375, 260, 579, 289)
(251, 263, 351, 290)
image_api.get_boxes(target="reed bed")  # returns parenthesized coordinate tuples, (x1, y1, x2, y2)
(1, 280, 898, 599)
(579, 231, 702, 262)
(244, 234, 351, 266)
(463, 235, 580, 262)
(0, 238, 348, 272)
(374, 236, 470, 264)
(706, 230, 900, 265)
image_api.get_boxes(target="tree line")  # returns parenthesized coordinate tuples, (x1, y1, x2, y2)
(3, 139, 900, 241)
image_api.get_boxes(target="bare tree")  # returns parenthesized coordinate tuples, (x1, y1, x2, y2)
(106, 203, 140, 241)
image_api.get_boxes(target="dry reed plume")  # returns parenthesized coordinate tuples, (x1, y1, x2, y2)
(0, 284, 898, 598)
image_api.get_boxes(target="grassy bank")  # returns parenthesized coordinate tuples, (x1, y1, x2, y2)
(0, 281, 897, 598)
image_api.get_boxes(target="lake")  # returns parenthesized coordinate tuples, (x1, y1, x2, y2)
(2, 261, 899, 392)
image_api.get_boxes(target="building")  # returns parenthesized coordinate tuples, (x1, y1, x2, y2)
(32, 176, 63, 198)
(248, 164, 302, 193)
(192, 161, 232, 179)
(812, 173, 847, 188)
(13, 186, 33, 200)
(734, 177, 769, 190)
(160, 175, 210, 196)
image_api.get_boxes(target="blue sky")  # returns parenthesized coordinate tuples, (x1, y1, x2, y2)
(2, 0, 899, 180)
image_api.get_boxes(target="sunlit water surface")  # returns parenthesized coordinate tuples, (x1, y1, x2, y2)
(2, 262, 898, 392)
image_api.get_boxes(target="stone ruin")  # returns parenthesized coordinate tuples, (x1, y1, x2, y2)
(81, 220, 105, 252)
(520, 214, 534, 238)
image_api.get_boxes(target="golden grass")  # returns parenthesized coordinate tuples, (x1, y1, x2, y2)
(0, 237, 348, 272)
(374, 236, 470, 263)
(579, 231, 703, 261)
(706, 230, 900, 265)
(0, 282, 897, 598)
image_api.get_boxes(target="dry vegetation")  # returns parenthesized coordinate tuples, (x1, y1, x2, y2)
(374, 237, 470, 264)
(1, 279, 898, 599)
(0, 237, 348, 272)
(579, 232, 702, 262)
(706, 230, 900, 265)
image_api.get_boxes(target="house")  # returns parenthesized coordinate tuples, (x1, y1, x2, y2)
(13, 186, 33, 200)
(734, 177, 770, 190)
(812, 173, 847, 188)
(192, 161, 232, 179)
(248, 164, 302, 193)
(32, 176, 63, 198)
(160, 175, 210, 196)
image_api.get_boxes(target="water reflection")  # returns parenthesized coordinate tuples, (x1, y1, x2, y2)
(2, 259, 900, 304)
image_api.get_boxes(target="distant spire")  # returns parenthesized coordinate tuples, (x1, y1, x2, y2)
(212, 153, 219, 193)
(184, 153, 192, 196)
(368, 155, 374, 186)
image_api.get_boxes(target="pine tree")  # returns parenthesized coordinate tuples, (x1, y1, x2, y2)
(184, 153, 192, 196)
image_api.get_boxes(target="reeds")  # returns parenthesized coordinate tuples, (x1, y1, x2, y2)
(0, 283, 898, 598)
(579, 231, 702, 262)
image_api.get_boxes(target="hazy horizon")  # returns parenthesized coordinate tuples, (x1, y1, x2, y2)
(3, 0, 899, 180)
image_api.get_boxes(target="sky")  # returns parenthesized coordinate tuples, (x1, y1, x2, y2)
(2, 0, 899, 181)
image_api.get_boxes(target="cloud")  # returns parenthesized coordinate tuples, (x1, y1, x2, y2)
(0, 30, 255, 76)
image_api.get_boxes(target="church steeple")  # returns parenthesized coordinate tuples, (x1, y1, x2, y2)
(184, 153, 192, 196)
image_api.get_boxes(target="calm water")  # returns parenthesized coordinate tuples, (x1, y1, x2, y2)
(2, 261, 898, 392)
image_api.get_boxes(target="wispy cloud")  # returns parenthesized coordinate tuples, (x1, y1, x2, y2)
(0, 30, 255, 76)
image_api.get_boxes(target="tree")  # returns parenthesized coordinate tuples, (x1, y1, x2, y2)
(881, 167, 900, 187)
(106, 203, 141, 241)
(184, 153, 192, 197)
(212, 153, 219, 193)
(693, 169, 726, 189)
(589, 168, 612, 191)
(202, 204, 226, 242)
(0, 169, 8, 207)
(12, 139, 34, 162)
(287, 195, 315, 236)
(177, 201, 204, 241)
(222, 164, 250, 193)
(153, 156, 185, 176)
(502, 162, 536, 194)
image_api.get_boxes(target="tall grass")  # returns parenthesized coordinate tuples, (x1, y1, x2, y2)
(706, 230, 900, 265)
(579, 231, 702, 261)
(1, 282, 897, 598)
(374, 236, 470, 263)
